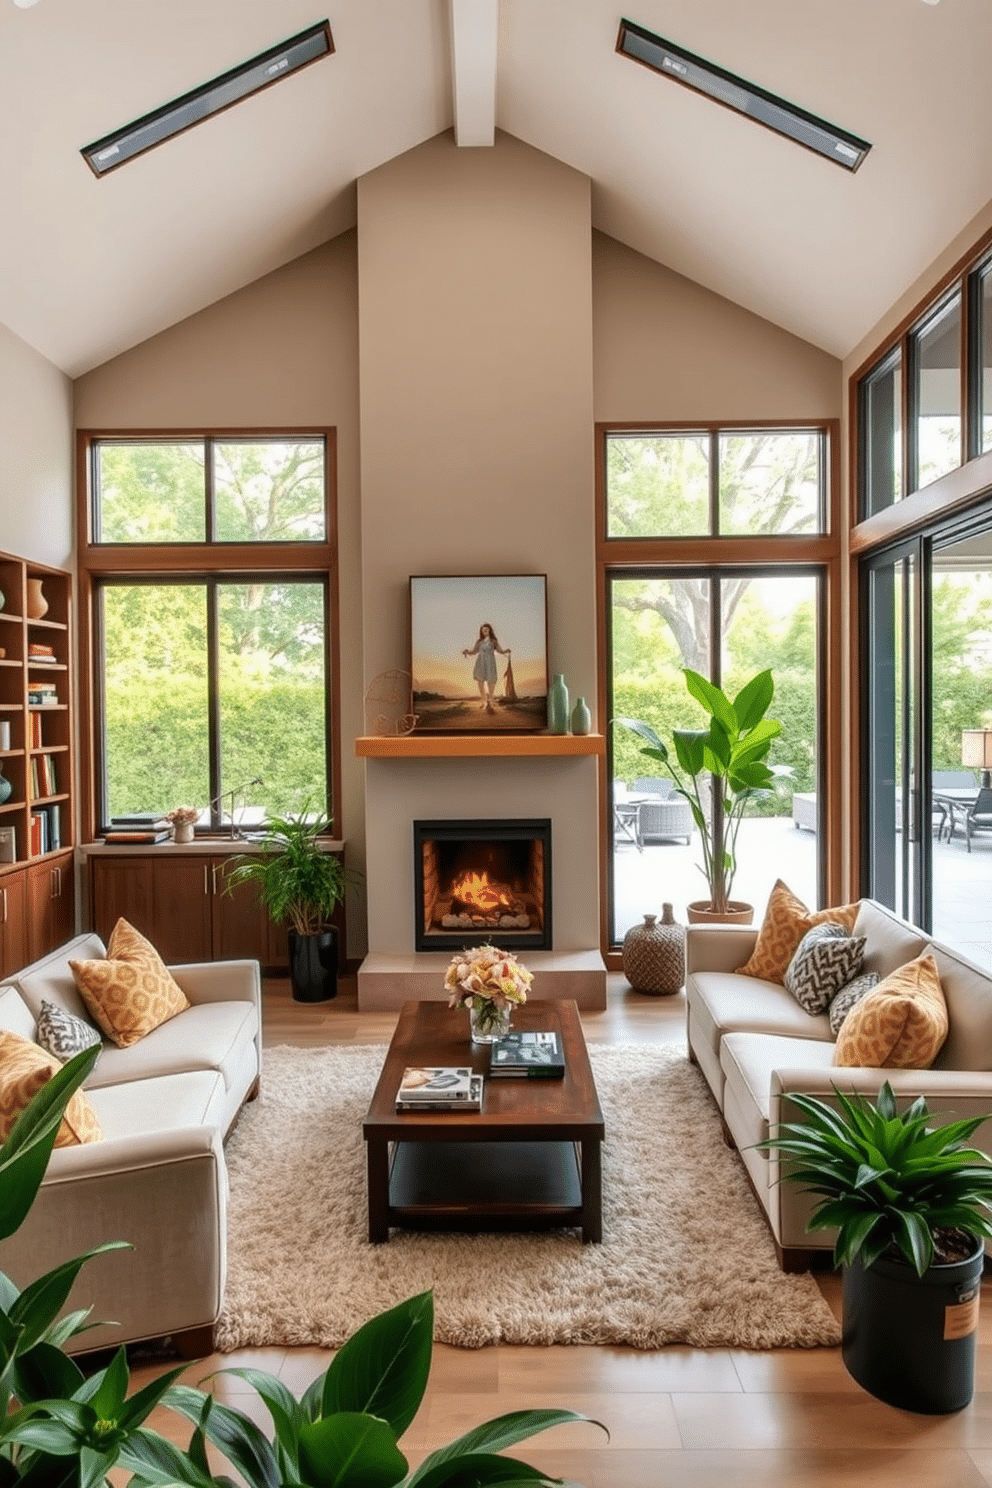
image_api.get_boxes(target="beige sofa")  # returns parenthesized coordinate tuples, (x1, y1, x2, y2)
(686, 899, 992, 1270)
(0, 934, 261, 1354)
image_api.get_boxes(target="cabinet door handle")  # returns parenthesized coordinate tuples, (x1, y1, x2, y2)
(55, 866, 62, 898)
(212, 863, 219, 895)
(204, 865, 209, 896)
(1, 888, 6, 924)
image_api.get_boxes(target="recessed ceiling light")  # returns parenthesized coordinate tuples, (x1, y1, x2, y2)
(81, 19, 333, 177)
(12, 0, 41, 9)
(617, 18, 871, 172)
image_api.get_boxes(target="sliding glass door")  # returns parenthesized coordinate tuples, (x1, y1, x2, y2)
(608, 568, 822, 944)
(862, 514, 992, 967)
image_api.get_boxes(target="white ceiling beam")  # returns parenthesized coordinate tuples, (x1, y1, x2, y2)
(448, 0, 498, 147)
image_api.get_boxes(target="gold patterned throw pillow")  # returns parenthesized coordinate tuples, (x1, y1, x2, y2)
(736, 880, 860, 984)
(833, 954, 948, 1069)
(69, 918, 190, 1049)
(0, 1031, 101, 1146)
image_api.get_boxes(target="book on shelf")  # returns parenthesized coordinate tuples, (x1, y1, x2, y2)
(30, 714, 43, 748)
(488, 1029, 565, 1078)
(29, 810, 44, 857)
(395, 1066, 484, 1111)
(110, 814, 170, 828)
(28, 642, 55, 658)
(103, 829, 171, 845)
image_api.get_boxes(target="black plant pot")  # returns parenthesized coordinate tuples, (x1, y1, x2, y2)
(842, 1240, 983, 1413)
(288, 927, 339, 1003)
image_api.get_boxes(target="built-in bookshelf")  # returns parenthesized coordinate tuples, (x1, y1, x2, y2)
(0, 549, 74, 974)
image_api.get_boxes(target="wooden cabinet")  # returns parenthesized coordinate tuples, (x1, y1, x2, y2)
(26, 851, 75, 963)
(0, 867, 28, 981)
(88, 850, 283, 967)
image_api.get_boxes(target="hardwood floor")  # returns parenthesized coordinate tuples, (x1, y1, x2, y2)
(121, 973, 992, 1488)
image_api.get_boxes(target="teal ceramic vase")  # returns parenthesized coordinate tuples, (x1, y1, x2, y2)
(570, 696, 591, 735)
(547, 674, 569, 734)
(0, 766, 12, 806)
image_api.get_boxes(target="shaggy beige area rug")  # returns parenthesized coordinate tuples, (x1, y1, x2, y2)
(216, 1042, 840, 1352)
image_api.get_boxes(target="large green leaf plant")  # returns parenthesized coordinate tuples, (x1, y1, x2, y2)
(616, 667, 789, 913)
(763, 1082, 992, 1275)
(0, 1049, 602, 1487)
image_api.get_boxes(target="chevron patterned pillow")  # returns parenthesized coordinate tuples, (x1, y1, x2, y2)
(35, 999, 102, 1065)
(784, 923, 867, 1015)
(828, 971, 880, 1038)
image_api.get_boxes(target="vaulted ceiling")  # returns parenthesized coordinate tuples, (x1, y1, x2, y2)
(2, 0, 990, 378)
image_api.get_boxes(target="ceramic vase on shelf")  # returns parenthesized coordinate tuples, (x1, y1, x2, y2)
(172, 822, 195, 844)
(25, 579, 47, 621)
(570, 696, 591, 735)
(0, 765, 12, 806)
(469, 999, 512, 1044)
(547, 673, 569, 734)
(621, 904, 685, 994)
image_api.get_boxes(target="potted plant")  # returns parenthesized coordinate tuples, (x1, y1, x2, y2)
(617, 667, 788, 923)
(763, 1081, 992, 1413)
(228, 803, 356, 1002)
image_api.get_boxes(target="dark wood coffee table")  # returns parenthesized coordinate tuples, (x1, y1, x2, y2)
(363, 998, 604, 1243)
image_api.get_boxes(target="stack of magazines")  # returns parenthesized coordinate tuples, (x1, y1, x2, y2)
(489, 1029, 565, 1078)
(395, 1066, 484, 1112)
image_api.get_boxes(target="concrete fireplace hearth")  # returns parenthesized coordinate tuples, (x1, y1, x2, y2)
(356, 736, 607, 1011)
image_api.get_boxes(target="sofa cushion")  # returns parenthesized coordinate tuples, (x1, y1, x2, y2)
(689, 971, 835, 1069)
(0, 1031, 101, 1146)
(925, 942, 992, 1072)
(852, 900, 928, 981)
(0, 986, 38, 1044)
(828, 972, 879, 1038)
(834, 953, 948, 1069)
(736, 880, 860, 984)
(87, 1068, 228, 1140)
(35, 1000, 102, 1064)
(83, 999, 259, 1092)
(69, 919, 190, 1049)
(15, 933, 108, 1028)
(784, 924, 866, 1014)
(720, 1031, 838, 1154)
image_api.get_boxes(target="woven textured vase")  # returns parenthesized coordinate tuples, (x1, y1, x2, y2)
(621, 904, 685, 995)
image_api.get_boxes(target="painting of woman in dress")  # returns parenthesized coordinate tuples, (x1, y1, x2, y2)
(462, 623, 510, 713)
(410, 575, 547, 733)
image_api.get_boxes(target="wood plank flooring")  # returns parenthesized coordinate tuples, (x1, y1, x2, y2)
(119, 974, 992, 1488)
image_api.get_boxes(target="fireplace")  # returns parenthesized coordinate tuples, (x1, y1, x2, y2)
(414, 818, 552, 952)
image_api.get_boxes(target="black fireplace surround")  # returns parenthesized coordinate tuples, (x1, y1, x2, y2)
(413, 818, 552, 953)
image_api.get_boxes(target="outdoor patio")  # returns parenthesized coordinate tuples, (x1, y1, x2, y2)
(613, 813, 992, 972)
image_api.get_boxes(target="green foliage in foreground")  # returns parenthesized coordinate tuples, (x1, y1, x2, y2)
(0, 1046, 602, 1485)
(762, 1082, 992, 1276)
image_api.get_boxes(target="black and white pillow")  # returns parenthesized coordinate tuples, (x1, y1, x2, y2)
(784, 923, 867, 1015)
(35, 999, 102, 1064)
(828, 972, 880, 1038)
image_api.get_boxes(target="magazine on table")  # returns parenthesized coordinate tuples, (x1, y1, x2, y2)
(395, 1067, 484, 1111)
(489, 1029, 565, 1078)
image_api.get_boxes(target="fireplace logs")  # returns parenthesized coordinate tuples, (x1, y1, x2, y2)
(414, 818, 551, 951)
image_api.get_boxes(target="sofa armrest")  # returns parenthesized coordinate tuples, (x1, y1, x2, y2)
(0, 1125, 226, 1354)
(685, 926, 759, 976)
(168, 959, 261, 1008)
(40, 1124, 224, 1183)
(770, 1066, 992, 1136)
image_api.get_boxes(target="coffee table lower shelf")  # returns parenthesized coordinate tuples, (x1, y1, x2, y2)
(386, 1139, 584, 1234)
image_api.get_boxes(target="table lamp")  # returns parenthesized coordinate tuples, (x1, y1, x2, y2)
(961, 728, 992, 788)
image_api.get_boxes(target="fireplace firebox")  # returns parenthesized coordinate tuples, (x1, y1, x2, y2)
(414, 818, 552, 952)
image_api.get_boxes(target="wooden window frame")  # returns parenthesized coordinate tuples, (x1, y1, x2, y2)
(596, 419, 843, 966)
(76, 427, 341, 844)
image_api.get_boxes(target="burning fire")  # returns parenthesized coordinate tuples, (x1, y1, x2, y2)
(450, 870, 513, 913)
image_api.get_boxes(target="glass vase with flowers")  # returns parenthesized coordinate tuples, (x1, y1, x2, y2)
(445, 944, 533, 1043)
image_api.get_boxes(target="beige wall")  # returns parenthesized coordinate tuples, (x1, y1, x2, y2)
(0, 322, 73, 567)
(72, 235, 367, 950)
(593, 232, 841, 422)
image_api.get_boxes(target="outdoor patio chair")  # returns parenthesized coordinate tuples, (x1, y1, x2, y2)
(962, 786, 992, 853)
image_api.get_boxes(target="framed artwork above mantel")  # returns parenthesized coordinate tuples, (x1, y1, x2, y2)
(409, 574, 548, 734)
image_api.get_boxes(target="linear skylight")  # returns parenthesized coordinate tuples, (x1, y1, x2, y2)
(616, 18, 871, 172)
(81, 20, 334, 177)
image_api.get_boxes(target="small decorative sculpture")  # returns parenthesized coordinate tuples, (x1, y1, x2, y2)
(364, 670, 418, 736)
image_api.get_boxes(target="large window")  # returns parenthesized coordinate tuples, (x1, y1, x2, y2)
(80, 430, 337, 836)
(602, 422, 833, 953)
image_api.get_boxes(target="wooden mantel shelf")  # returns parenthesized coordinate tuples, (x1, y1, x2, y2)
(356, 733, 605, 758)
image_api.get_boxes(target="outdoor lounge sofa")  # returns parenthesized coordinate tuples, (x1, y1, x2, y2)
(0, 933, 261, 1354)
(685, 898, 992, 1270)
